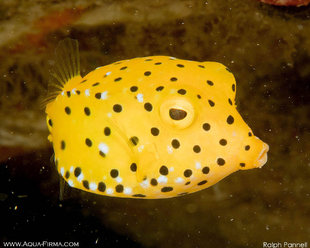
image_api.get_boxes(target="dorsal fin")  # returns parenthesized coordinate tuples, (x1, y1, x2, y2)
(42, 38, 81, 107)
(53, 38, 80, 86)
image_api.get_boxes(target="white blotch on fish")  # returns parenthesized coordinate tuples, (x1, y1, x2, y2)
(140, 179, 149, 188)
(175, 177, 184, 183)
(137, 93, 144, 102)
(106, 188, 114, 194)
(195, 162, 201, 169)
(157, 175, 168, 184)
(116, 177, 123, 183)
(124, 187, 132, 195)
(89, 182, 97, 190)
(77, 173, 84, 182)
(99, 143, 109, 154)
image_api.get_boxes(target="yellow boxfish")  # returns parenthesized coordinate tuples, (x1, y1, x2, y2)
(45, 39, 269, 199)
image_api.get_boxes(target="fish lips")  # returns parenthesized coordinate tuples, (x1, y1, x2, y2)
(254, 142, 269, 168)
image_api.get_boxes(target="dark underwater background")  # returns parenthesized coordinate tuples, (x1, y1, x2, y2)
(0, 1, 309, 247)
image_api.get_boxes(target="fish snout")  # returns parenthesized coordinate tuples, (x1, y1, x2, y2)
(254, 142, 269, 168)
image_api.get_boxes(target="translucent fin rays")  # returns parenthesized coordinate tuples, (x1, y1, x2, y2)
(42, 38, 80, 107)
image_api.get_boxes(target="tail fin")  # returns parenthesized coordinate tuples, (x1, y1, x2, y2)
(42, 38, 81, 107)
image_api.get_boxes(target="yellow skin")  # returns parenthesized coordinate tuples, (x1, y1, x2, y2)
(46, 42, 269, 199)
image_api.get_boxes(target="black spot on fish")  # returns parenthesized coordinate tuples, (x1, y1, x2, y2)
(197, 94, 201, 99)
(245, 145, 250, 151)
(154, 62, 162, 65)
(184, 169, 192, 177)
(217, 158, 225, 166)
(228, 98, 233, 105)
(84, 107, 91, 116)
(227, 115, 234, 124)
(144, 71, 151, 76)
(114, 77, 122, 82)
(198, 180, 207, 186)
(240, 163, 246, 167)
(104, 127, 111, 136)
(76, 90, 80, 95)
(150, 178, 158, 186)
(130, 136, 139, 146)
(219, 139, 227, 146)
(132, 194, 146, 197)
(185, 181, 191, 185)
(95, 93, 101, 99)
(99, 151, 106, 157)
(85, 138, 92, 147)
(159, 165, 169, 175)
(202, 166, 210, 174)
(156, 86, 164, 91)
(208, 100, 215, 107)
(113, 104, 122, 113)
(65, 171, 70, 179)
(177, 89, 186, 95)
(130, 86, 138, 92)
(193, 145, 201, 153)
(202, 123, 211, 131)
(61, 140, 65, 150)
(151, 127, 160, 136)
(248, 132, 252, 137)
(171, 139, 180, 149)
(232, 84, 236, 92)
(115, 184, 124, 193)
(66, 91, 71, 97)
(48, 119, 53, 127)
(92, 82, 100, 87)
(65, 106, 71, 115)
(110, 169, 119, 178)
(74, 167, 81, 177)
(207, 80, 214, 86)
(177, 64, 184, 68)
(161, 187, 173, 192)
(80, 79, 87, 84)
(130, 163, 137, 172)
(144, 103, 153, 112)
(198, 65, 205, 68)
(170, 77, 178, 82)
(120, 66, 127, 70)
(98, 182, 106, 192)
(82, 180, 89, 189)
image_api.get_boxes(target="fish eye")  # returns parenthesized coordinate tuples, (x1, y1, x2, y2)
(169, 108, 187, 120)
(160, 97, 194, 129)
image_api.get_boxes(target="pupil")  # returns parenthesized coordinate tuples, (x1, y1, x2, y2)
(169, 108, 187, 120)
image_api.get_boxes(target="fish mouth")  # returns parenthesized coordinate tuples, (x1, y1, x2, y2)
(255, 142, 269, 168)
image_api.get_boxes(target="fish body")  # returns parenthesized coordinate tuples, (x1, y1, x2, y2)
(45, 39, 269, 199)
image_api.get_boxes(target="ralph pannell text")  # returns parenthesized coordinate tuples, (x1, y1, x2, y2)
(263, 242, 308, 248)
